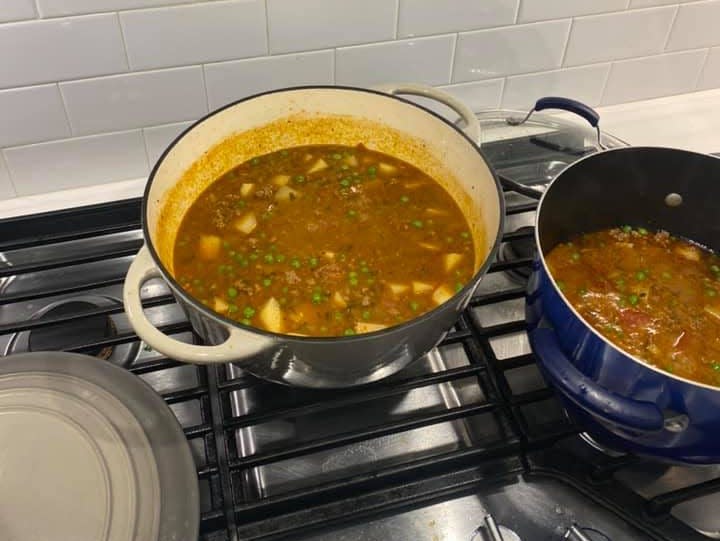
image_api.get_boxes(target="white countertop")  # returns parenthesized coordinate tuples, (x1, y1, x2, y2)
(4, 88, 720, 220)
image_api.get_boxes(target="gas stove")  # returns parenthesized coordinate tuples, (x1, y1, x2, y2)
(1, 120, 719, 541)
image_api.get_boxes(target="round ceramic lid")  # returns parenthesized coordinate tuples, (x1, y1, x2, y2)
(0, 352, 199, 541)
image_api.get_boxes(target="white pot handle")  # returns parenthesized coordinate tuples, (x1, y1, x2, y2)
(123, 245, 271, 364)
(373, 82, 480, 143)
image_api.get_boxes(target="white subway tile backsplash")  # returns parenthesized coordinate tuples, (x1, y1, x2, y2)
(501, 64, 611, 109)
(602, 49, 707, 105)
(0, 84, 71, 147)
(453, 21, 571, 83)
(37, 0, 198, 18)
(336, 35, 455, 87)
(0, 0, 36, 22)
(518, 0, 628, 23)
(143, 120, 194, 165)
(4, 130, 148, 196)
(0, 154, 16, 199)
(120, 1, 267, 70)
(564, 6, 676, 66)
(204, 50, 334, 110)
(0, 14, 127, 89)
(697, 47, 720, 90)
(666, 1, 720, 52)
(267, 0, 396, 54)
(397, 0, 517, 38)
(629, 0, 692, 6)
(60, 67, 207, 136)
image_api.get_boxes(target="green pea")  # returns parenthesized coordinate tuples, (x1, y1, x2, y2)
(571, 252, 580, 261)
(309, 257, 318, 268)
(367, 166, 377, 175)
(556, 280, 566, 291)
(280, 150, 288, 156)
(455, 282, 463, 292)
(712, 362, 720, 372)
(349, 277, 359, 286)
(340, 178, 351, 187)
(347, 209, 357, 217)
(236, 200, 246, 208)
(264, 253, 275, 264)
(628, 294, 639, 306)
(706, 289, 717, 297)
(349, 271, 358, 278)
(361, 266, 370, 274)
(290, 257, 301, 269)
(251, 157, 260, 165)
(711, 264, 720, 273)
(621, 225, 632, 233)
(411, 220, 423, 229)
(222, 240, 230, 249)
(343, 328, 356, 336)
(294, 175, 305, 183)
(332, 153, 342, 160)
(311, 292, 323, 304)
(276, 254, 285, 263)
(361, 310, 371, 320)
(249, 253, 259, 261)
(341, 164, 349, 170)
(262, 277, 272, 287)
(228, 304, 238, 313)
(636, 270, 647, 281)
(400, 195, 409, 204)
(460, 231, 470, 239)
(409, 301, 419, 311)
(243, 306, 255, 318)
(637, 227, 648, 235)
(227, 287, 238, 298)
(241, 318, 251, 325)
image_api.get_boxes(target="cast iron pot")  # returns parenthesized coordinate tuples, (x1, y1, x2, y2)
(521, 98, 720, 463)
(123, 85, 504, 388)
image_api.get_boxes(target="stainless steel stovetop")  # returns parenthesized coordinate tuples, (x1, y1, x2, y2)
(0, 125, 718, 541)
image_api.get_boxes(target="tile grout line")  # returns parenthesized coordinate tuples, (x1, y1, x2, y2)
(661, 4, 680, 51)
(0, 151, 19, 197)
(597, 62, 614, 107)
(447, 33, 458, 85)
(200, 64, 211, 113)
(263, 0, 272, 55)
(115, 11, 132, 71)
(513, 0, 521, 24)
(56, 83, 76, 137)
(393, 0, 400, 39)
(558, 18, 574, 68)
(692, 47, 711, 91)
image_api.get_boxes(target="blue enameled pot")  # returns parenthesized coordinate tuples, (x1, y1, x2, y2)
(526, 139, 720, 464)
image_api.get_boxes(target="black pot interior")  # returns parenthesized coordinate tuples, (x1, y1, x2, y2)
(538, 147, 720, 253)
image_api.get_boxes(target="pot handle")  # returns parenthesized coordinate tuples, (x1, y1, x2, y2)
(373, 83, 480, 142)
(123, 246, 270, 364)
(508, 96, 606, 150)
(530, 327, 666, 433)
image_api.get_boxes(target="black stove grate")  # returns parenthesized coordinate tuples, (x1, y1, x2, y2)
(0, 190, 716, 541)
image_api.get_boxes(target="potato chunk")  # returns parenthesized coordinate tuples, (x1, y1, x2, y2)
(198, 235, 221, 260)
(259, 297, 283, 333)
(234, 212, 257, 234)
(443, 253, 464, 272)
(271, 174, 290, 187)
(705, 305, 720, 323)
(378, 162, 397, 175)
(388, 283, 409, 295)
(425, 207, 449, 217)
(274, 186, 301, 202)
(240, 183, 255, 197)
(344, 155, 358, 167)
(213, 297, 229, 313)
(332, 291, 347, 309)
(355, 322, 387, 334)
(675, 245, 701, 261)
(412, 281, 434, 294)
(418, 242, 441, 252)
(432, 285, 455, 306)
(307, 158, 328, 174)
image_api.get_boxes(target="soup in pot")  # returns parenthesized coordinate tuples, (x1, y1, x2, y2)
(546, 226, 720, 386)
(173, 144, 475, 337)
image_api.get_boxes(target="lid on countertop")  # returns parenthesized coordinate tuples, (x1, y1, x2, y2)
(0, 352, 199, 541)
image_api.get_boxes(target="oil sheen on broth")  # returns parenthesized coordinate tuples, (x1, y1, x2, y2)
(546, 226, 720, 387)
(173, 144, 475, 337)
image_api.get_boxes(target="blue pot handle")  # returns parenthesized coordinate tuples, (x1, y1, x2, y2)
(530, 327, 665, 433)
(507, 96, 605, 149)
(534, 96, 600, 128)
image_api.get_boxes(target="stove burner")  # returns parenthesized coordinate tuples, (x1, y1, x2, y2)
(28, 301, 115, 358)
(499, 226, 536, 283)
(471, 514, 521, 541)
(5, 295, 140, 366)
